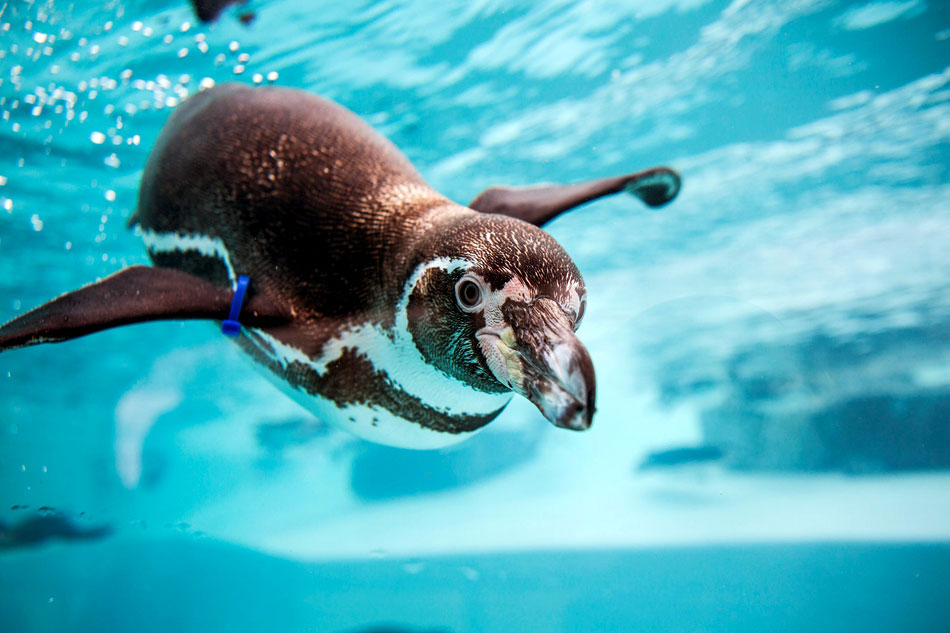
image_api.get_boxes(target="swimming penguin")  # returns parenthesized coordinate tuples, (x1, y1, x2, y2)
(0, 84, 680, 448)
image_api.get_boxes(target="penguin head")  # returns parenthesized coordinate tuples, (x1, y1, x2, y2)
(406, 214, 595, 431)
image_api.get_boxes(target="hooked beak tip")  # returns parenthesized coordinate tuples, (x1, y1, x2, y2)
(476, 302, 596, 433)
(526, 341, 596, 432)
(548, 382, 594, 431)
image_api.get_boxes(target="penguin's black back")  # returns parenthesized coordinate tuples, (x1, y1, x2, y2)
(132, 83, 450, 322)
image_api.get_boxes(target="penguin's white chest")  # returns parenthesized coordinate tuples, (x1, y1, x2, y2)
(141, 233, 510, 448)
(245, 322, 511, 449)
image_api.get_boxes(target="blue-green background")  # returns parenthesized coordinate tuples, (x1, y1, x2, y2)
(1, 1, 949, 631)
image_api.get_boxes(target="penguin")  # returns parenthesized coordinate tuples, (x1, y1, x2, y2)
(0, 84, 680, 449)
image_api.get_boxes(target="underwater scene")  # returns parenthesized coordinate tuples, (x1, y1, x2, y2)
(1, 0, 949, 631)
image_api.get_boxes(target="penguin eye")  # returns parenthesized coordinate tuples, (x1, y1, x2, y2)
(455, 276, 485, 312)
(573, 297, 587, 331)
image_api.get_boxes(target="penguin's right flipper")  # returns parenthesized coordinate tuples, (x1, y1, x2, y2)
(468, 166, 681, 227)
(0, 265, 289, 352)
(190, 0, 245, 23)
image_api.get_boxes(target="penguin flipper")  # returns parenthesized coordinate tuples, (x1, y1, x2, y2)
(468, 166, 681, 227)
(0, 265, 289, 352)
(190, 0, 244, 23)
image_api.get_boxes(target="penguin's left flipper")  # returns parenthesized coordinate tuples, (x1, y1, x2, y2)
(0, 265, 289, 352)
(468, 166, 681, 227)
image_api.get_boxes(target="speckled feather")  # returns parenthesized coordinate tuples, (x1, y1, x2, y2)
(133, 84, 450, 333)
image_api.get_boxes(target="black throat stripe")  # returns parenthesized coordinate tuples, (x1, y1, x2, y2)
(241, 335, 506, 434)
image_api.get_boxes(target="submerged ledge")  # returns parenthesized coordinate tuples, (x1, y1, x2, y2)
(234, 472, 950, 561)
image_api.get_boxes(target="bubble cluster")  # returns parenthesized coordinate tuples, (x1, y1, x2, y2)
(0, 1, 284, 268)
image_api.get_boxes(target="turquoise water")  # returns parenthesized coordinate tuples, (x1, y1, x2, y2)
(1, 0, 949, 631)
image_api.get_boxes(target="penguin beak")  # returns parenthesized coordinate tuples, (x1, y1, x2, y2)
(477, 298, 595, 431)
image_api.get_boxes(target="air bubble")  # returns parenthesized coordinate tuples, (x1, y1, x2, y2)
(104, 189, 116, 201)
(90, 131, 106, 144)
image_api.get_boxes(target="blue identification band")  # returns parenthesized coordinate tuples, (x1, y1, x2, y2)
(221, 275, 250, 337)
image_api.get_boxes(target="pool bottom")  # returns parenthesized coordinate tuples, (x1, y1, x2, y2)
(1, 537, 947, 633)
